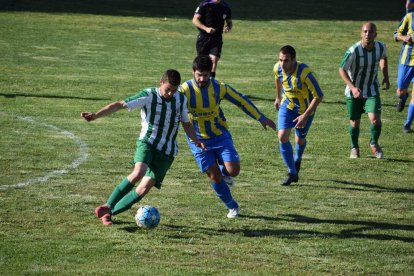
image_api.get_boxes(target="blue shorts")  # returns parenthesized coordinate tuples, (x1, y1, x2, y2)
(278, 106, 314, 139)
(397, 63, 414, 89)
(186, 132, 240, 173)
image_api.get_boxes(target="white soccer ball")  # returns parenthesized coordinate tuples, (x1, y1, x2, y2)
(135, 205, 160, 229)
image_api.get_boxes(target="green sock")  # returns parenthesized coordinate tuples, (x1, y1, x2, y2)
(349, 125, 360, 148)
(106, 178, 134, 209)
(370, 123, 381, 145)
(112, 191, 142, 216)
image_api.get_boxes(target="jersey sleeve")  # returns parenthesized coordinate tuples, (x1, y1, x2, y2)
(339, 48, 355, 71)
(398, 14, 411, 36)
(124, 89, 152, 111)
(273, 63, 280, 79)
(180, 96, 190, 123)
(194, 2, 205, 15)
(223, 84, 264, 121)
(381, 43, 387, 59)
(304, 72, 324, 99)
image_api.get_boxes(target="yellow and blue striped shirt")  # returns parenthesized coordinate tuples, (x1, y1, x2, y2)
(397, 12, 414, 66)
(179, 79, 264, 139)
(273, 62, 323, 114)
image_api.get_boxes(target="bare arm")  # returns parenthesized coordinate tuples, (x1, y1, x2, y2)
(81, 101, 127, 122)
(181, 121, 206, 150)
(192, 14, 215, 34)
(274, 78, 282, 110)
(407, 0, 414, 11)
(339, 68, 362, 99)
(380, 57, 390, 90)
(223, 19, 232, 33)
(396, 33, 412, 43)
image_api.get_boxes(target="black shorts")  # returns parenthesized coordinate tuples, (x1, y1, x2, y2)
(196, 33, 223, 57)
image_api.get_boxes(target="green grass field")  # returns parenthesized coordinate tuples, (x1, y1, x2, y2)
(1, 1, 413, 274)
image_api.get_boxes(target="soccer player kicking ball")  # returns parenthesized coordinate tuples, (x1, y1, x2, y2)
(81, 69, 205, 225)
(273, 45, 324, 186)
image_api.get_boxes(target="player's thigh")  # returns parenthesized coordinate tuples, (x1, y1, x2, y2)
(216, 136, 240, 164)
(397, 64, 414, 90)
(147, 150, 174, 189)
(219, 145, 240, 176)
(196, 34, 211, 55)
(346, 98, 364, 120)
(278, 106, 297, 130)
(364, 96, 381, 114)
(134, 140, 153, 164)
(295, 114, 315, 139)
(208, 36, 223, 57)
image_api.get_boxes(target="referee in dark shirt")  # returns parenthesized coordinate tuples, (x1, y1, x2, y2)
(192, 0, 232, 78)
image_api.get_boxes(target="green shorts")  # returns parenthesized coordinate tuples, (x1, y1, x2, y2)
(133, 140, 174, 189)
(346, 96, 382, 120)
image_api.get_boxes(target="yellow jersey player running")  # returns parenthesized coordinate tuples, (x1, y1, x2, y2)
(180, 55, 276, 218)
(273, 45, 324, 186)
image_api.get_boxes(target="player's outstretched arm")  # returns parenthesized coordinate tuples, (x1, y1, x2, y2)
(81, 101, 127, 122)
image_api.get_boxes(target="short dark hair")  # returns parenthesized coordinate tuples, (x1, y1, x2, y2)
(161, 69, 181, 86)
(279, 45, 296, 59)
(192, 55, 213, 72)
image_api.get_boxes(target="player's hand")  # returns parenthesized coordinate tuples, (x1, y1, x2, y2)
(351, 87, 363, 99)
(274, 98, 281, 110)
(293, 114, 308, 129)
(403, 35, 412, 43)
(206, 27, 216, 34)
(81, 112, 96, 122)
(261, 117, 276, 131)
(382, 79, 390, 90)
(195, 141, 206, 152)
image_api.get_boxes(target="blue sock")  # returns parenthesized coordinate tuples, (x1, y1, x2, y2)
(295, 140, 307, 162)
(210, 180, 238, 209)
(280, 141, 297, 175)
(405, 103, 414, 127)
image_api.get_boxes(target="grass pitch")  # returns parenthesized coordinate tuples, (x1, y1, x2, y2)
(1, 1, 413, 274)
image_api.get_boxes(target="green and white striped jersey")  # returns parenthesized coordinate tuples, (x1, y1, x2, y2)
(124, 88, 189, 157)
(340, 41, 387, 98)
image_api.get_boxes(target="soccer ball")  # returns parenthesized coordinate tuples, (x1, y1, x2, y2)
(135, 205, 160, 229)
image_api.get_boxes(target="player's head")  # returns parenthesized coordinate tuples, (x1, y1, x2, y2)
(360, 22, 377, 47)
(159, 69, 181, 100)
(192, 55, 212, 88)
(161, 69, 181, 86)
(278, 45, 296, 74)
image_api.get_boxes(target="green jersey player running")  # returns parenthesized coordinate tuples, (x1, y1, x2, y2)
(81, 69, 205, 225)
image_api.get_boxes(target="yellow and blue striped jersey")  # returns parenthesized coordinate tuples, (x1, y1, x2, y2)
(179, 79, 265, 139)
(397, 12, 414, 66)
(273, 62, 323, 114)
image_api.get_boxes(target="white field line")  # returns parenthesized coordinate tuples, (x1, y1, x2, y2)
(0, 114, 89, 190)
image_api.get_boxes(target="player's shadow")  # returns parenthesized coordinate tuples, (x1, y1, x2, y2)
(161, 213, 414, 243)
(120, 226, 139, 233)
(222, 213, 414, 243)
(0, 92, 110, 101)
(308, 178, 414, 194)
